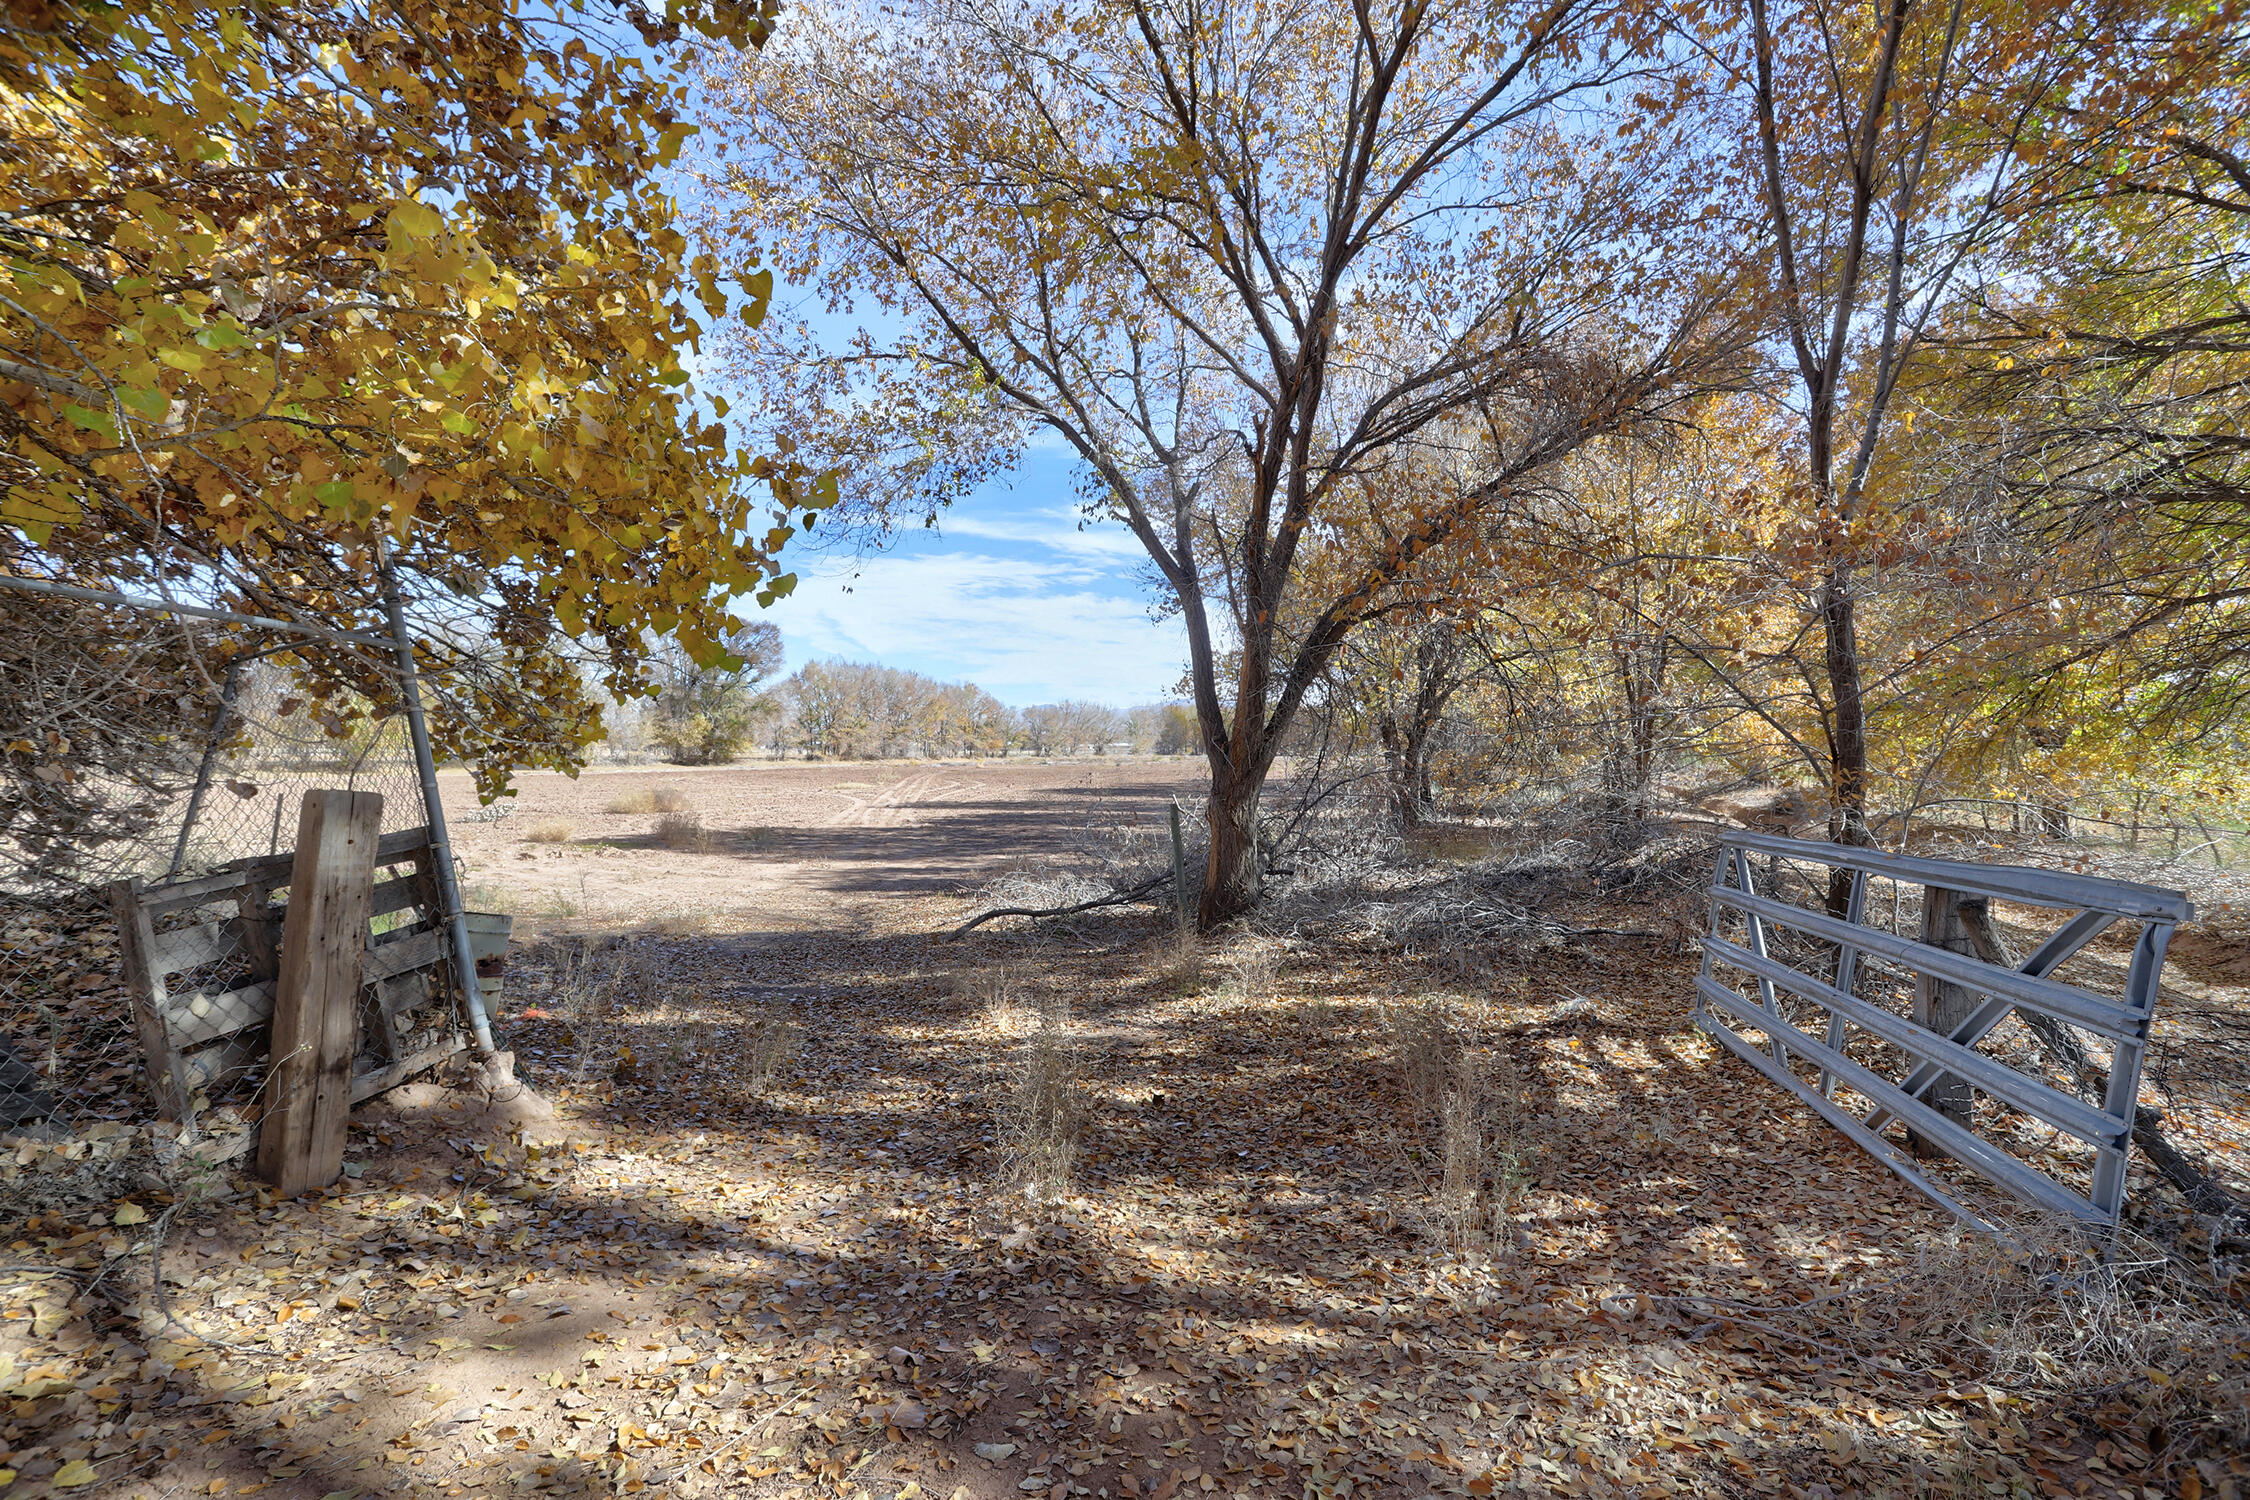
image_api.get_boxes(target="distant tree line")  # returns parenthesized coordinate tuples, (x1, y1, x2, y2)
(605, 650, 1197, 764)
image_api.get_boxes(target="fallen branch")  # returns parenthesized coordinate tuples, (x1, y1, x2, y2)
(2133, 1107, 2247, 1223)
(948, 873, 1169, 938)
(1961, 904, 2247, 1224)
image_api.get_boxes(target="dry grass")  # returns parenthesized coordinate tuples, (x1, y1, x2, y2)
(653, 811, 709, 851)
(1389, 999, 1529, 1259)
(998, 995, 1085, 1207)
(743, 1014, 802, 1091)
(1224, 945, 1277, 1005)
(549, 939, 657, 1083)
(604, 785, 696, 815)
(1154, 928, 1207, 996)
(629, 1019, 712, 1087)
(954, 965, 1034, 1033)
(1388, 996, 1463, 1110)
(1884, 1219, 2250, 1448)
(523, 819, 575, 844)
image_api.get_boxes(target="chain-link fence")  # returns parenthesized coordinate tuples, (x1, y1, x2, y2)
(1, 593, 430, 1216)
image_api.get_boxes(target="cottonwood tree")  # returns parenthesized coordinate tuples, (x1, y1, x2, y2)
(700, 0, 1738, 923)
(1932, 14, 2250, 756)
(0, 0, 813, 800)
(648, 620, 784, 764)
(1022, 702, 1123, 757)
(1703, 0, 2224, 873)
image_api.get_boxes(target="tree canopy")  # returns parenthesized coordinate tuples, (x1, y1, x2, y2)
(0, 0, 820, 796)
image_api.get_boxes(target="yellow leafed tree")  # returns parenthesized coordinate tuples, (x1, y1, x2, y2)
(0, 0, 823, 796)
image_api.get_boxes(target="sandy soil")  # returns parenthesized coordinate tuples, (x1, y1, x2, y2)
(439, 758, 1209, 934)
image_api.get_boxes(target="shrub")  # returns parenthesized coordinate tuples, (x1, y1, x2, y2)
(745, 1015, 802, 1091)
(653, 811, 708, 851)
(604, 786, 659, 814)
(523, 819, 574, 844)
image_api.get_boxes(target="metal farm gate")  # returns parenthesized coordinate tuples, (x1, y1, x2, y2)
(1693, 829, 2189, 1229)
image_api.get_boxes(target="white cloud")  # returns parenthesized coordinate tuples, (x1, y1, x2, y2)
(935, 509, 1149, 564)
(763, 549, 1184, 706)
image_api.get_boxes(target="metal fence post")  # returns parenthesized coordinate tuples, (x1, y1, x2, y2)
(376, 547, 496, 1058)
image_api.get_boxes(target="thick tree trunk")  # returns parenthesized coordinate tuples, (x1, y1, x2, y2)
(1377, 712, 1427, 831)
(1199, 770, 1265, 927)
(1820, 570, 1873, 914)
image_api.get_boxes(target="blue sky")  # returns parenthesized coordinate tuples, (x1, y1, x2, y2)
(752, 442, 1189, 708)
(663, 37, 1186, 709)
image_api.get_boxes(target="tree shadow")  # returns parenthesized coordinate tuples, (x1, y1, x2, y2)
(16, 907, 2151, 1500)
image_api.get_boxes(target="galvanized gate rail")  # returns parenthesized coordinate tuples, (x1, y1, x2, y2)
(1692, 830, 2191, 1229)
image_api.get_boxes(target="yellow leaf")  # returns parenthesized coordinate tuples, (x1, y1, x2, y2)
(55, 1459, 99, 1487)
(388, 199, 443, 238)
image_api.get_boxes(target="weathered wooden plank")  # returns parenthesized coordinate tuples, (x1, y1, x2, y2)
(349, 1035, 468, 1105)
(136, 868, 258, 918)
(1908, 887, 1981, 1158)
(258, 790, 382, 1196)
(140, 827, 434, 916)
(111, 878, 192, 1122)
(364, 927, 446, 984)
(144, 918, 242, 980)
(164, 979, 277, 1053)
(370, 873, 428, 920)
(235, 877, 279, 981)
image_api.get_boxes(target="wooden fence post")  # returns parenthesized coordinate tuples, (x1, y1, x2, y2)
(1908, 885, 1979, 1158)
(257, 790, 382, 1195)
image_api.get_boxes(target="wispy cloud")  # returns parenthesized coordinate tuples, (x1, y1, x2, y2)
(764, 549, 1183, 706)
(935, 509, 1149, 564)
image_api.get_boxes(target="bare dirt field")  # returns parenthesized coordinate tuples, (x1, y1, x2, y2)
(10, 763, 2248, 1500)
(439, 758, 1209, 935)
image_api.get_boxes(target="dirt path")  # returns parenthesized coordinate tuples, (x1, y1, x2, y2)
(7, 766, 2239, 1500)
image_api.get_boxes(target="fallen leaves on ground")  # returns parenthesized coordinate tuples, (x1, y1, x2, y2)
(1, 894, 2245, 1500)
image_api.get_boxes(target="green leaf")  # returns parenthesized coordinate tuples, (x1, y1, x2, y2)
(313, 480, 357, 506)
(440, 410, 478, 436)
(120, 385, 170, 420)
(61, 402, 115, 436)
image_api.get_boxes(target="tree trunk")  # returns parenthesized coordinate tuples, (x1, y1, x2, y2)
(1907, 886, 1978, 1159)
(1199, 770, 1264, 927)
(1376, 712, 1421, 830)
(1820, 569, 1872, 914)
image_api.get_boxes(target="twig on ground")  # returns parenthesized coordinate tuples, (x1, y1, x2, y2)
(947, 873, 1168, 937)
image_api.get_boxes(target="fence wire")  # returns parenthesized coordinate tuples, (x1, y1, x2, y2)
(1, 597, 426, 1218)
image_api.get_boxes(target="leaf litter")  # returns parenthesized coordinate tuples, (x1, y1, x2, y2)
(1, 888, 2245, 1500)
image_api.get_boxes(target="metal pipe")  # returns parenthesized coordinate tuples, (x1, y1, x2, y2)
(167, 656, 243, 879)
(374, 545, 496, 1057)
(0, 574, 396, 650)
